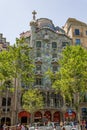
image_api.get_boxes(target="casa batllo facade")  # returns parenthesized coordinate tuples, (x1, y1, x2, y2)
(1, 12, 87, 126)
(17, 11, 73, 125)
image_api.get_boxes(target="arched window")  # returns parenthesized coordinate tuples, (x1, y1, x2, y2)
(52, 42, 57, 48)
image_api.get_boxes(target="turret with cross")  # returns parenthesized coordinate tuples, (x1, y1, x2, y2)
(32, 10, 37, 20)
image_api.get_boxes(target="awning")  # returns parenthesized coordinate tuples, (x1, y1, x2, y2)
(65, 111, 76, 118)
(18, 111, 31, 118)
(34, 111, 42, 119)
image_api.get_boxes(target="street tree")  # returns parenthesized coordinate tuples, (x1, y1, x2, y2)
(0, 38, 44, 123)
(49, 45, 87, 121)
(22, 88, 44, 112)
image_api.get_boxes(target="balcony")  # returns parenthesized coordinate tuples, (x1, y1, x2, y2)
(35, 57, 42, 63)
(51, 58, 58, 63)
(34, 85, 43, 88)
(35, 70, 43, 75)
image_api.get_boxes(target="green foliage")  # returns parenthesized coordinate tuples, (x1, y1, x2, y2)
(0, 50, 15, 80)
(0, 37, 43, 114)
(50, 45, 87, 102)
(0, 38, 35, 88)
(9, 38, 35, 86)
(22, 88, 44, 113)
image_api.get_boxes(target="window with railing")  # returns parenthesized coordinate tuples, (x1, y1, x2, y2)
(53, 66, 58, 72)
(62, 42, 69, 47)
(47, 92, 50, 107)
(2, 97, 11, 106)
(52, 42, 57, 48)
(83, 94, 87, 102)
(36, 78, 42, 85)
(52, 53, 57, 58)
(36, 51, 41, 57)
(36, 65, 41, 71)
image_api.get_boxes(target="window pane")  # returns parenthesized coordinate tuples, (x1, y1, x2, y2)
(36, 78, 42, 85)
(76, 39, 81, 45)
(53, 66, 58, 71)
(62, 42, 68, 47)
(8, 97, 11, 106)
(36, 51, 41, 57)
(86, 31, 87, 35)
(2, 97, 11, 106)
(52, 42, 57, 48)
(52, 53, 57, 58)
(75, 29, 80, 35)
(36, 65, 41, 70)
(36, 41, 41, 47)
(2, 98, 6, 106)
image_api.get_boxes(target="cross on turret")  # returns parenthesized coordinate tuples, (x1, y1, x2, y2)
(32, 10, 37, 20)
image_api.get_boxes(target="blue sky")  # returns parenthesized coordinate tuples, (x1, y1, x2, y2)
(0, 0, 87, 45)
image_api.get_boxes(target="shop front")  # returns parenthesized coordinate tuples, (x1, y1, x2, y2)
(65, 110, 76, 121)
(34, 111, 42, 122)
(18, 111, 31, 124)
(53, 111, 60, 122)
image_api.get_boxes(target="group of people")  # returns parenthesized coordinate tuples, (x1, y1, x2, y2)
(17, 124, 29, 130)
(80, 120, 87, 130)
(1, 120, 87, 130)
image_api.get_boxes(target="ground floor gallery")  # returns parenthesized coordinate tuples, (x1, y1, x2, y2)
(0, 109, 77, 126)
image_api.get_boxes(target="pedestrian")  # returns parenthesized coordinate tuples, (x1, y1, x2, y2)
(62, 127, 66, 130)
(21, 124, 25, 130)
(60, 121, 63, 127)
(3, 124, 7, 130)
(85, 121, 87, 130)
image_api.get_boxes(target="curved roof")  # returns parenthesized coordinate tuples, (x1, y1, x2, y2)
(37, 18, 55, 29)
(36, 18, 65, 33)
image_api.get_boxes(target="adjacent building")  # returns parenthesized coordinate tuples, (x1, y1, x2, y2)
(0, 33, 9, 50)
(63, 18, 87, 48)
(63, 18, 87, 121)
